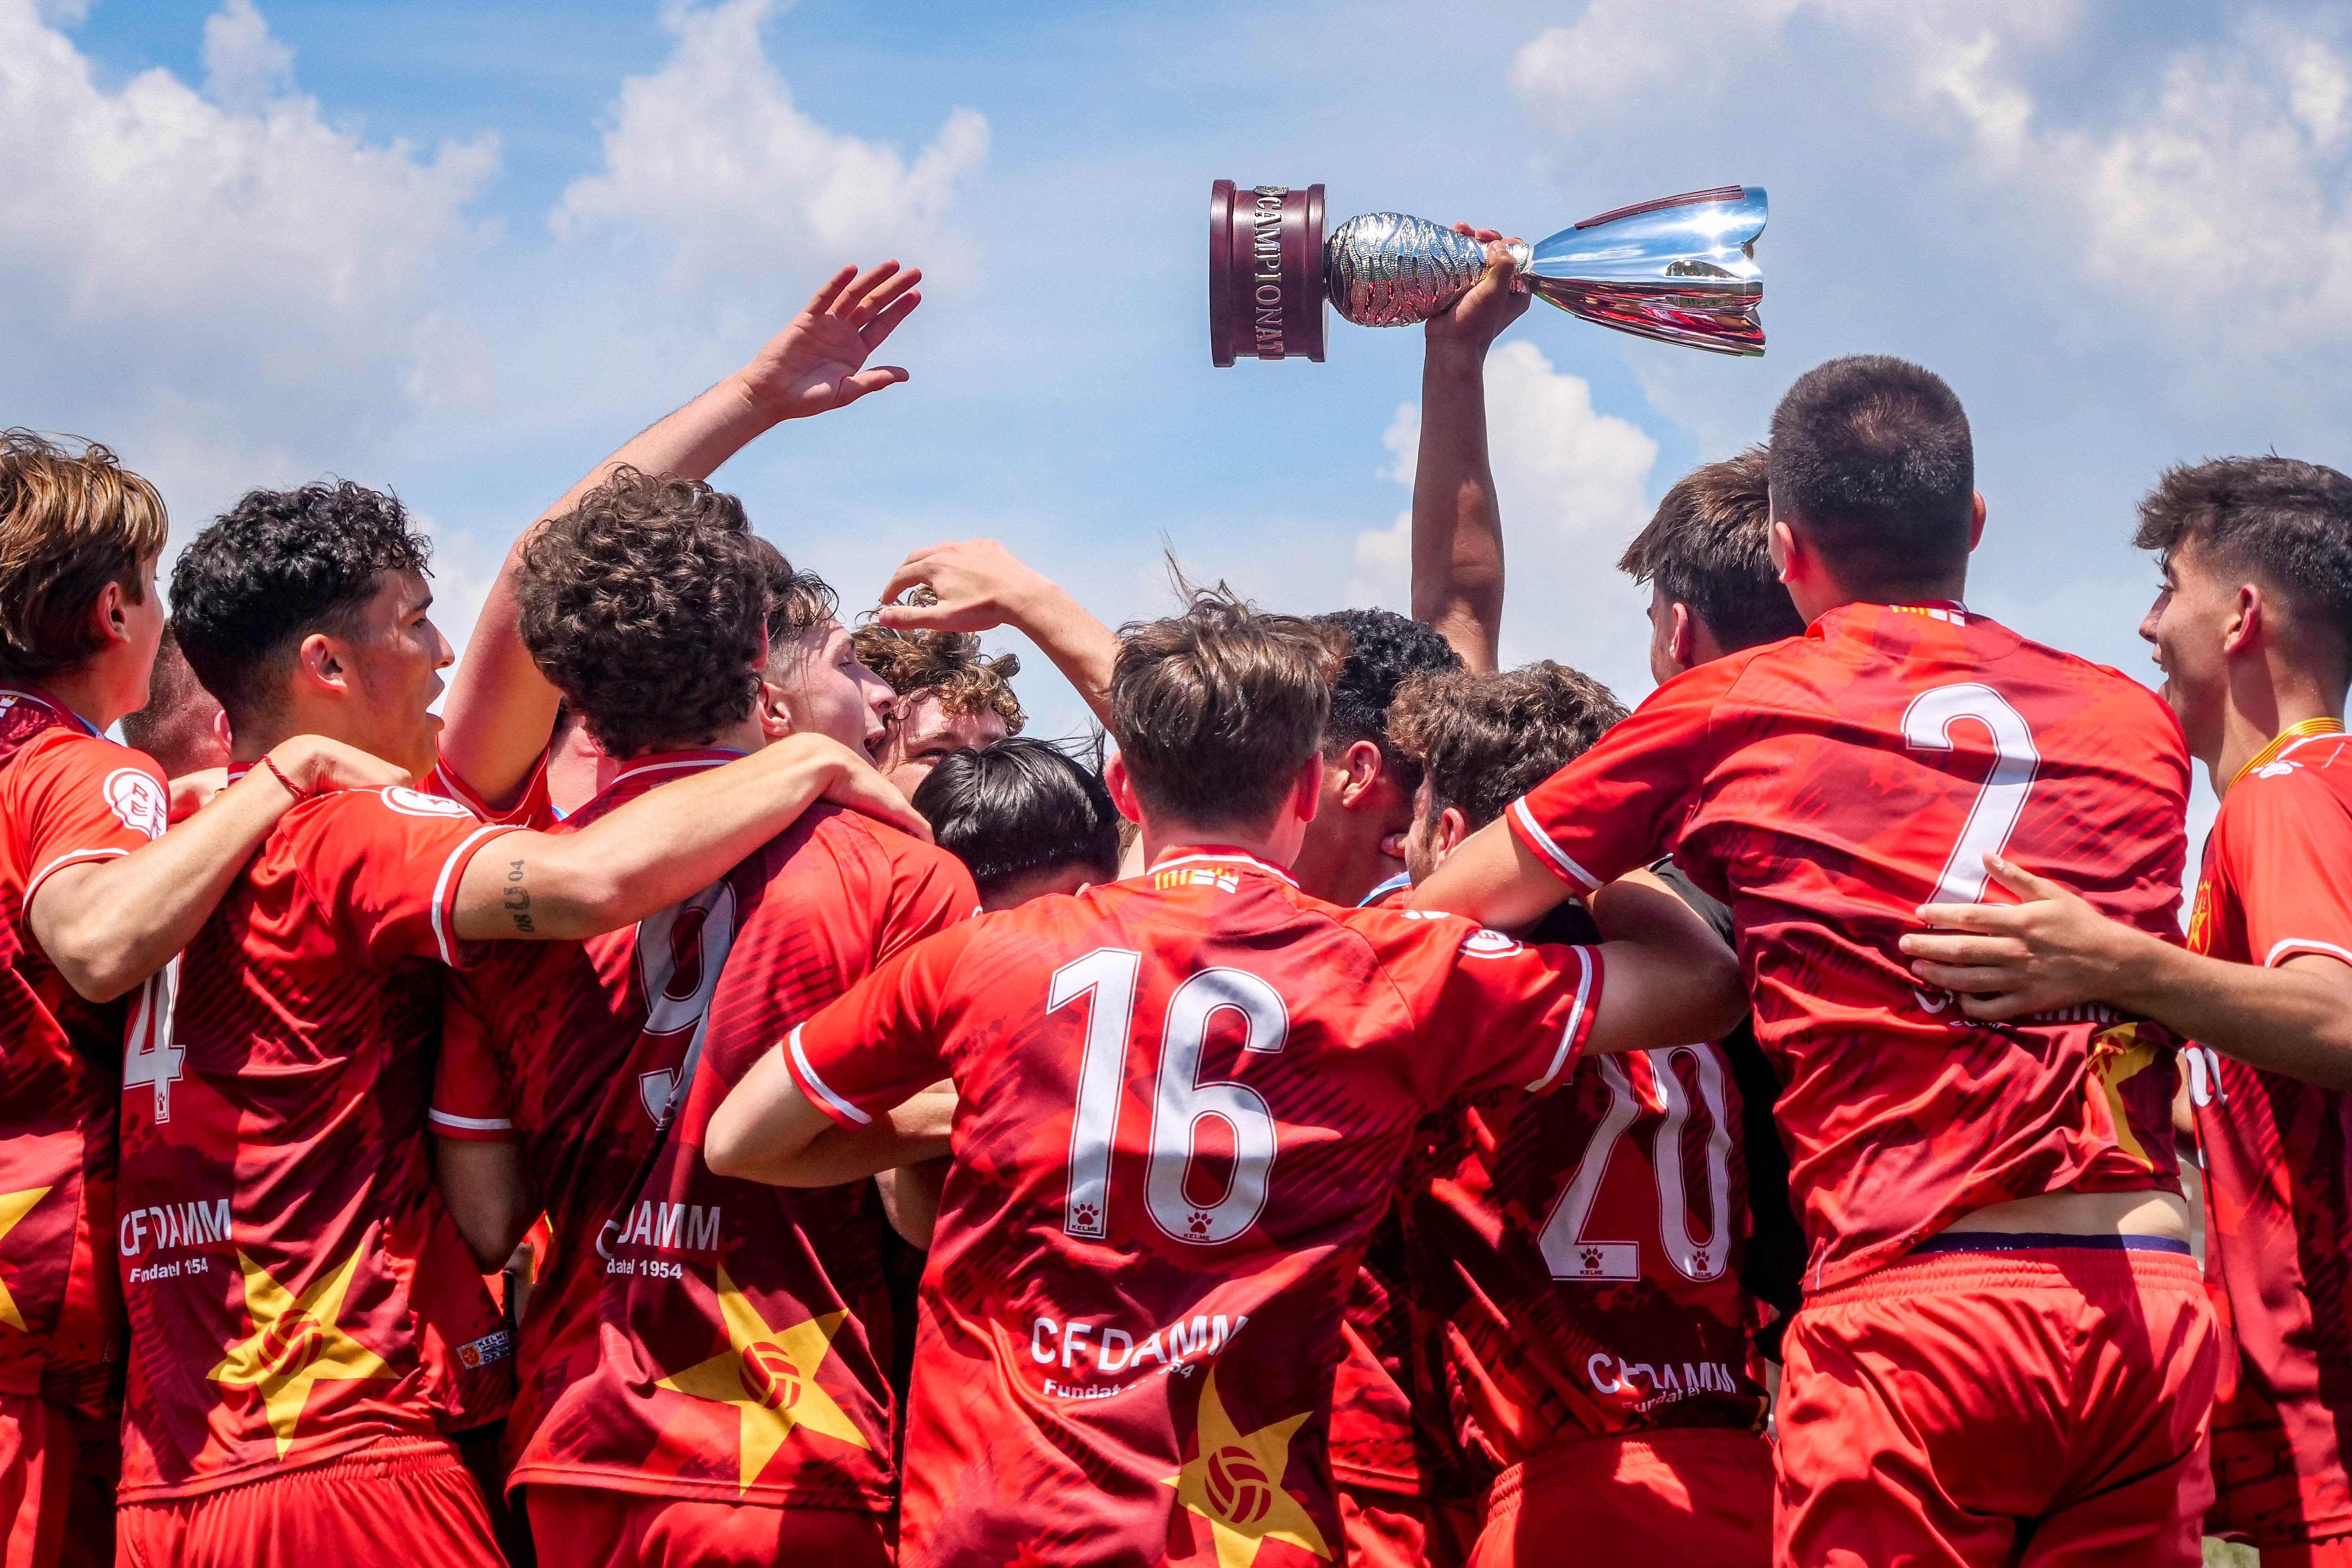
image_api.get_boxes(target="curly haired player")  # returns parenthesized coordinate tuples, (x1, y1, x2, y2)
(851, 617, 1024, 797)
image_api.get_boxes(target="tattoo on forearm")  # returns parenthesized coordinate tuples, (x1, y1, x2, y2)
(502, 858, 534, 933)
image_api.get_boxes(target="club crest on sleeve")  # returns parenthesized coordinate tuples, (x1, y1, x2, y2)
(379, 785, 475, 819)
(103, 768, 167, 840)
(1458, 927, 1522, 959)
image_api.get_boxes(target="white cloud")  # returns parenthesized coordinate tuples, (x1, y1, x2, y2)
(0, 0, 495, 523)
(1351, 341, 1659, 696)
(553, 0, 988, 291)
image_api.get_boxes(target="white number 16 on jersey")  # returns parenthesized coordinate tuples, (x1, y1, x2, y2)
(1052, 946, 1288, 1246)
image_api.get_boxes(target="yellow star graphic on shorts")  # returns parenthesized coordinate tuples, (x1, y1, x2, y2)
(654, 1264, 867, 1493)
(0, 1186, 52, 1332)
(1164, 1365, 1330, 1568)
(207, 1249, 391, 1455)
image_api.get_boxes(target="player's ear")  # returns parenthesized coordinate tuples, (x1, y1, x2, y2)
(294, 630, 352, 696)
(1432, 805, 1470, 861)
(2223, 582, 2262, 657)
(1968, 491, 1987, 553)
(1338, 739, 1383, 807)
(1668, 603, 1697, 672)
(1291, 750, 1325, 826)
(1103, 751, 1144, 824)
(754, 676, 796, 740)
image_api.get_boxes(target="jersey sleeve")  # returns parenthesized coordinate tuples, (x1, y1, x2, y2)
(2221, 771, 2352, 969)
(1369, 914, 1607, 1107)
(424, 745, 554, 828)
(289, 788, 525, 967)
(783, 917, 985, 1129)
(877, 831, 982, 962)
(18, 734, 169, 906)
(429, 970, 517, 1142)
(1506, 656, 1744, 894)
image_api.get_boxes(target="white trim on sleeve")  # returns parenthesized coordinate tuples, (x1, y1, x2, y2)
(430, 824, 517, 966)
(788, 1024, 873, 1127)
(2264, 937, 2352, 969)
(1509, 799, 1602, 892)
(427, 1108, 514, 1133)
(1525, 946, 1596, 1093)
(25, 846, 128, 906)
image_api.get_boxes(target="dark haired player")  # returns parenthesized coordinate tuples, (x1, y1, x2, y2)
(1898, 457, 2352, 1564)
(1386, 661, 1774, 1565)
(852, 619, 1025, 797)
(1417, 355, 2216, 1564)
(428, 472, 960, 1568)
(911, 735, 1121, 909)
(0, 433, 406, 1568)
(119, 629, 232, 820)
(1617, 446, 1806, 681)
(701, 589, 1744, 1568)
(111, 264, 927, 1567)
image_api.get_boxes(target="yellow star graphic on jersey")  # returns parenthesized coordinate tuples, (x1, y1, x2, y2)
(0, 1186, 52, 1332)
(207, 1249, 391, 1455)
(2090, 1022, 2159, 1171)
(655, 1264, 867, 1493)
(1164, 1365, 1330, 1568)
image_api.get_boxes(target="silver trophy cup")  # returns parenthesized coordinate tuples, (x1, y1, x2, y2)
(1210, 183, 1766, 364)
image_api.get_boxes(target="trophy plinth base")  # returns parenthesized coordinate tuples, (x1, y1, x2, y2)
(1209, 180, 1326, 367)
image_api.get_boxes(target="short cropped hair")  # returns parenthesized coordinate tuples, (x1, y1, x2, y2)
(515, 467, 769, 760)
(1618, 446, 1805, 651)
(0, 429, 169, 679)
(2135, 458, 2352, 650)
(120, 627, 225, 777)
(172, 480, 431, 730)
(853, 619, 1024, 736)
(1111, 588, 1338, 829)
(1388, 661, 1627, 833)
(1768, 356, 1974, 595)
(1311, 608, 1461, 796)
(747, 536, 838, 647)
(913, 736, 1121, 893)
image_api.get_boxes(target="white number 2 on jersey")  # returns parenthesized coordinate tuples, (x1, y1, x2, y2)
(1052, 947, 1288, 1245)
(1903, 682, 2040, 906)
(1537, 1045, 1735, 1283)
(122, 956, 184, 1123)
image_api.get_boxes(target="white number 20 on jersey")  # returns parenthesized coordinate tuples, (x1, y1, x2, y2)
(1537, 1045, 1735, 1283)
(1052, 947, 1287, 1246)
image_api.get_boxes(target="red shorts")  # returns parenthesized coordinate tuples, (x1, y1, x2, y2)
(114, 1435, 505, 1568)
(1337, 1481, 1479, 1568)
(523, 1484, 893, 1568)
(1776, 1245, 2218, 1568)
(1466, 1428, 1773, 1568)
(2, 1393, 111, 1568)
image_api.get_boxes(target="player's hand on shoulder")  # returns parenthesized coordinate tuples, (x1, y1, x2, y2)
(880, 539, 1051, 635)
(167, 767, 228, 822)
(265, 735, 412, 798)
(1898, 853, 2142, 1021)
(735, 260, 923, 422)
(777, 733, 933, 842)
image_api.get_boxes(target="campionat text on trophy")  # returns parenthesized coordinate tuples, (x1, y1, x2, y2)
(1208, 182, 1767, 366)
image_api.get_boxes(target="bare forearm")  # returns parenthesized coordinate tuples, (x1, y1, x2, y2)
(32, 767, 301, 1000)
(432, 1138, 534, 1272)
(2109, 941, 2352, 1088)
(1411, 343, 1504, 672)
(1407, 816, 1574, 931)
(457, 738, 853, 940)
(1009, 582, 1120, 725)
(1583, 871, 1746, 1051)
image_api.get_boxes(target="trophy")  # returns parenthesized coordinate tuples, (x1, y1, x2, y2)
(1208, 182, 1766, 366)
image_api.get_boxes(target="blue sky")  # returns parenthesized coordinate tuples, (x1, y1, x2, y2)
(8, 0, 2352, 858)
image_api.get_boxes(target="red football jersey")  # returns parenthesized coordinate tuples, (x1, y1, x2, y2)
(476, 787, 975, 1509)
(785, 849, 1605, 1568)
(116, 774, 521, 1499)
(432, 750, 742, 1466)
(1507, 603, 2189, 1292)
(2182, 720, 2352, 1544)
(423, 748, 555, 830)
(0, 687, 164, 1421)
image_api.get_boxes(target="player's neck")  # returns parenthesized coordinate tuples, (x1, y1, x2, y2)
(2214, 662, 2347, 795)
(26, 661, 127, 734)
(1139, 818, 1297, 874)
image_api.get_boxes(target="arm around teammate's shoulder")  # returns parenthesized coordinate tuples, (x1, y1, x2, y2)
(449, 734, 927, 942)
(1580, 867, 1746, 1056)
